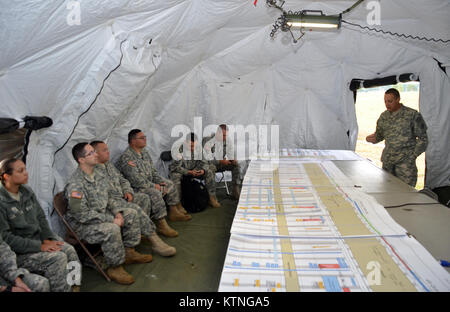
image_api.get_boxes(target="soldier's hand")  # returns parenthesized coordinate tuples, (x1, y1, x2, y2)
(43, 239, 64, 245)
(366, 133, 377, 144)
(40, 241, 61, 252)
(197, 170, 205, 176)
(14, 277, 31, 292)
(43, 240, 64, 248)
(114, 213, 124, 227)
(124, 192, 133, 202)
(154, 184, 162, 191)
(219, 160, 228, 166)
(12, 286, 30, 292)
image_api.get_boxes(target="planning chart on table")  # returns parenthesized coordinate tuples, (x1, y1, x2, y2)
(219, 150, 450, 292)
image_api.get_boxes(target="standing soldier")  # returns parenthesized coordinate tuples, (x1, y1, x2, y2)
(90, 140, 177, 256)
(170, 133, 220, 208)
(0, 233, 50, 292)
(65, 143, 152, 285)
(366, 88, 428, 187)
(0, 158, 80, 292)
(117, 129, 191, 222)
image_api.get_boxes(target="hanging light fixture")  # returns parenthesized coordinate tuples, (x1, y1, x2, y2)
(285, 10, 341, 30)
(267, 0, 362, 43)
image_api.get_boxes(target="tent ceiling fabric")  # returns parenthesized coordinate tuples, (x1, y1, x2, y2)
(1, 1, 449, 223)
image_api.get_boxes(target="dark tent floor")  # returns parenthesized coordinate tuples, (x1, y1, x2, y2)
(80, 187, 237, 292)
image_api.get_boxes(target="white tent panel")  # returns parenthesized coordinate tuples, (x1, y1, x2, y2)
(0, 0, 449, 226)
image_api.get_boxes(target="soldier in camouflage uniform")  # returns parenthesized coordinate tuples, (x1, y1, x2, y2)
(203, 124, 242, 199)
(91, 140, 176, 256)
(65, 143, 153, 285)
(116, 129, 192, 222)
(366, 88, 428, 187)
(0, 234, 50, 292)
(0, 158, 80, 292)
(170, 133, 220, 208)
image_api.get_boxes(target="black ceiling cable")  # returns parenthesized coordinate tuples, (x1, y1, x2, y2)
(51, 38, 127, 167)
(340, 0, 450, 43)
(342, 20, 450, 43)
(266, 0, 306, 43)
(341, 0, 365, 15)
(50, 39, 127, 207)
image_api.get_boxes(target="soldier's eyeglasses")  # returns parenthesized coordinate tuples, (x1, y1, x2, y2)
(83, 150, 96, 157)
(135, 136, 147, 140)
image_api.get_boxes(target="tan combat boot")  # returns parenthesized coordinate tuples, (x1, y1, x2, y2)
(124, 247, 153, 264)
(168, 205, 192, 221)
(157, 218, 178, 237)
(209, 195, 221, 208)
(232, 185, 241, 200)
(106, 265, 135, 285)
(148, 233, 176, 257)
(71, 285, 81, 292)
(176, 202, 189, 215)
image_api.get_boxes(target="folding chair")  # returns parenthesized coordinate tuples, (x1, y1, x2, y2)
(53, 192, 111, 282)
(160, 150, 173, 179)
(215, 171, 231, 195)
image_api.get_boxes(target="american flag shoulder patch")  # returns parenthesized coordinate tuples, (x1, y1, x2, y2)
(71, 191, 82, 199)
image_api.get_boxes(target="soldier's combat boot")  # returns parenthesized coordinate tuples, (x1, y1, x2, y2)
(124, 247, 153, 264)
(149, 233, 176, 257)
(107, 265, 135, 285)
(168, 205, 192, 221)
(209, 195, 221, 208)
(157, 218, 178, 237)
(176, 202, 189, 215)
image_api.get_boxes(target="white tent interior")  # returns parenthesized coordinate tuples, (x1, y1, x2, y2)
(1, 0, 449, 231)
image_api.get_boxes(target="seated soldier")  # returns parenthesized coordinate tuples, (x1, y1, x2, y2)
(1, 233, 50, 292)
(169, 133, 220, 208)
(65, 143, 152, 285)
(90, 140, 176, 256)
(0, 158, 80, 292)
(203, 124, 242, 199)
(116, 129, 191, 222)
